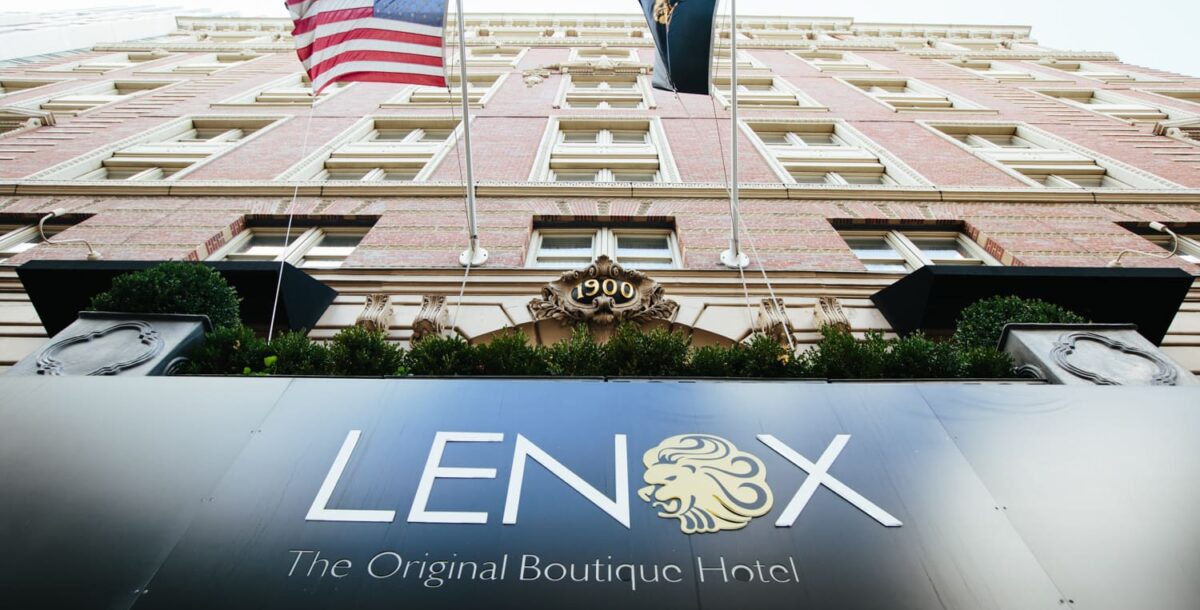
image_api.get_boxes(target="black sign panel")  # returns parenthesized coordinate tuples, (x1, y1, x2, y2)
(0, 379, 1197, 610)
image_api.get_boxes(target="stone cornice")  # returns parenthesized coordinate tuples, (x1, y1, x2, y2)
(3, 180, 1199, 204)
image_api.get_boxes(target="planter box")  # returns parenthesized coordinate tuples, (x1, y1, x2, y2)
(6, 312, 210, 377)
(1000, 323, 1197, 386)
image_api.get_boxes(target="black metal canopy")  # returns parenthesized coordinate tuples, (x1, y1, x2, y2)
(870, 266, 1195, 346)
(16, 260, 337, 336)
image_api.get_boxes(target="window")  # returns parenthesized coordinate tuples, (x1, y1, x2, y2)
(145, 52, 263, 75)
(215, 74, 349, 107)
(928, 122, 1178, 189)
(532, 118, 678, 183)
(42, 52, 174, 73)
(842, 76, 991, 112)
(449, 46, 527, 68)
(279, 117, 461, 182)
(0, 79, 63, 97)
(556, 74, 653, 109)
(1035, 89, 1193, 123)
(568, 47, 641, 63)
(947, 59, 1066, 83)
(0, 225, 53, 264)
(745, 120, 927, 186)
(30, 116, 282, 181)
(209, 226, 369, 269)
(528, 226, 678, 269)
(841, 230, 998, 273)
(789, 50, 893, 74)
(23, 80, 174, 114)
(382, 72, 508, 108)
(712, 48, 769, 74)
(1132, 227, 1200, 265)
(1145, 90, 1200, 106)
(711, 75, 825, 110)
(1040, 60, 1174, 84)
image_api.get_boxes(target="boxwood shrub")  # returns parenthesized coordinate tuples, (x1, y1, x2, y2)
(89, 262, 241, 329)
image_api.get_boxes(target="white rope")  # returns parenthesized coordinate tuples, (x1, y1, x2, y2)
(267, 103, 316, 341)
(740, 220, 796, 350)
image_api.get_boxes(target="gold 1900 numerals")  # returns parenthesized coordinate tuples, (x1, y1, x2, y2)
(572, 278, 636, 302)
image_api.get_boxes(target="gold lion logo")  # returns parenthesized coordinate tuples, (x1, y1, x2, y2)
(638, 434, 773, 534)
(652, 0, 678, 25)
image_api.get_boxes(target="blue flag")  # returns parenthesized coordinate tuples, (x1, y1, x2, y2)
(638, 0, 718, 94)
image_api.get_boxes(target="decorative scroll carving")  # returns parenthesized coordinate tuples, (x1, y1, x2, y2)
(412, 295, 448, 341)
(1051, 331, 1178, 386)
(813, 296, 851, 332)
(355, 294, 393, 333)
(522, 68, 552, 87)
(36, 321, 163, 376)
(529, 256, 678, 327)
(756, 298, 793, 342)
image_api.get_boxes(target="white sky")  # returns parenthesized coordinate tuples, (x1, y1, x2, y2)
(23, 0, 1200, 77)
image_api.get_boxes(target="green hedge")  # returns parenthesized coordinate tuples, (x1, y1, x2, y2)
(186, 323, 1019, 379)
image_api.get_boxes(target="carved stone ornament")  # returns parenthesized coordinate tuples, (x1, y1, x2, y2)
(528, 255, 679, 327)
(355, 293, 393, 333)
(1051, 331, 1179, 386)
(813, 296, 851, 332)
(412, 295, 448, 341)
(36, 321, 163, 376)
(756, 298, 793, 342)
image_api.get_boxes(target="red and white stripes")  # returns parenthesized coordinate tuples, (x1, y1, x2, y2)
(285, 0, 446, 94)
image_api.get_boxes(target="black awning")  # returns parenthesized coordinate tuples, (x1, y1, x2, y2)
(16, 261, 337, 336)
(870, 266, 1195, 345)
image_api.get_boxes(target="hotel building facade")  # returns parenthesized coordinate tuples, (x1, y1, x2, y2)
(0, 12, 1197, 371)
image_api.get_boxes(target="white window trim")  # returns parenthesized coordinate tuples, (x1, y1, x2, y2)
(26, 115, 290, 181)
(838, 76, 996, 114)
(842, 229, 999, 272)
(0, 79, 69, 101)
(381, 72, 509, 109)
(1138, 89, 1200, 110)
(526, 227, 680, 269)
(566, 47, 643, 64)
(1028, 88, 1196, 124)
(35, 52, 181, 74)
(206, 226, 368, 267)
(711, 75, 827, 111)
(921, 120, 1182, 189)
(788, 49, 896, 74)
(741, 118, 931, 186)
(552, 74, 656, 110)
(711, 48, 772, 74)
(0, 225, 43, 263)
(12, 79, 181, 116)
(448, 46, 529, 68)
(140, 52, 268, 76)
(1148, 233, 1200, 264)
(529, 116, 680, 183)
(212, 73, 355, 108)
(275, 115, 466, 182)
(941, 59, 1072, 84)
(1037, 60, 1180, 85)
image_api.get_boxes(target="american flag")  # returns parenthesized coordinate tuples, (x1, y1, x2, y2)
(285, 0, 449, 94)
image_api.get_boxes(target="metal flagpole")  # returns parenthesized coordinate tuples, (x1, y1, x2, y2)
(455, 0, 487, 267)
(720, 0, 748, 269)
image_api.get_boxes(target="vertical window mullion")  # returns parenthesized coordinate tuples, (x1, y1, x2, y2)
(889, 231, 931, 268)
(282, 228, 319, 263)
(598, 228, 614, 259)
